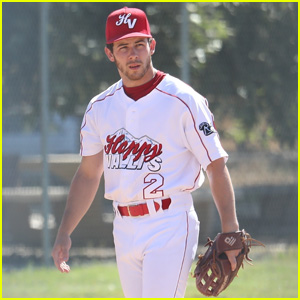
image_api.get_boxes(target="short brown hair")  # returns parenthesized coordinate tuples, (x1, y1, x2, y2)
(106, 43, 114, 53)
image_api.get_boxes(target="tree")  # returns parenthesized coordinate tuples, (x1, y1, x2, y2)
(191, 3, 297, 149)
(3, 3, 40, 132)
(3, 3, 297, 149)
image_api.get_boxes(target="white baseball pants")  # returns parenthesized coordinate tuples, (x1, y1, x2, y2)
(112, 193, 200, 298)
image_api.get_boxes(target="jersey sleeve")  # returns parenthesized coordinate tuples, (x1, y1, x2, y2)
(183, 94, 228, 170)
(80, 101, 103, 156)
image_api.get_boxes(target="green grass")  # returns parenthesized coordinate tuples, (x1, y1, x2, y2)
(2, 246, 298, 298)
(2, 261, 123, 298)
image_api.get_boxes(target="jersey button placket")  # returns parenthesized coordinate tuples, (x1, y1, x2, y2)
(126, 106, 139, 134)
(122, 106, 139, 194)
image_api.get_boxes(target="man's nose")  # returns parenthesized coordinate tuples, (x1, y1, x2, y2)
(128, 46, 138, 59)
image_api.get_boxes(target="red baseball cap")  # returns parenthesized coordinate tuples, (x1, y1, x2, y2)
(106, 7, 152, 44)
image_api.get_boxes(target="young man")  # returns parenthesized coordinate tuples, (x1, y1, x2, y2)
(52, 7, 240, 298)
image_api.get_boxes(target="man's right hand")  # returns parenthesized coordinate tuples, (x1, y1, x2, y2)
(50, 152, 104, 273)
(51, 232, 72, 273)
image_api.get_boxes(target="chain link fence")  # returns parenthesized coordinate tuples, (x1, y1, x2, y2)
(3, 3, 297, 266)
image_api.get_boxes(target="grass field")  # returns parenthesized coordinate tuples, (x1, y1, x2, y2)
(2, 245, 298, 298)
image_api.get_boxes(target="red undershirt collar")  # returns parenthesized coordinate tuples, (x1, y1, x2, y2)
(123, 70, 166, 101)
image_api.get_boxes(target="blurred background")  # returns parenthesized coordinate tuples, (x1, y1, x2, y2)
(2, 2, 297, 269)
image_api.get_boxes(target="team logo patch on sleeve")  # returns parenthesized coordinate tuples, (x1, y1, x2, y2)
(199, 122, 216, 136)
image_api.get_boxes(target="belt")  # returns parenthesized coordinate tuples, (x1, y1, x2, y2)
(118, 198, 172, 217)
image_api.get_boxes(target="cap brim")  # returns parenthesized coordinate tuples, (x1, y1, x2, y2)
(107, 32, 152, 44)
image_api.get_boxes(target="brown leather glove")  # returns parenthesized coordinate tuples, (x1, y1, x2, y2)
(193, 230, 264, 297)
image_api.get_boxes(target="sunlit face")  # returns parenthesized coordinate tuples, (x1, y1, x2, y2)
(105, 37, 156, 87)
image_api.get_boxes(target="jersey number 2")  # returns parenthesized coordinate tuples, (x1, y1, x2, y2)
(143, 173, 164, 199)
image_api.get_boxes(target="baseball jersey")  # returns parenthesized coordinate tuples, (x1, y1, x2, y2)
(80, 73, 228, 203)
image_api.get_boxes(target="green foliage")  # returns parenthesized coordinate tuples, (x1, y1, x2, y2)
(3, 3, 297, 149)
(3, 3, 40, 132)
(194, 3, 298, 149)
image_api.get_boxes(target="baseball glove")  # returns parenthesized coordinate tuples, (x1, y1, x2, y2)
(193, 229, 264, 297)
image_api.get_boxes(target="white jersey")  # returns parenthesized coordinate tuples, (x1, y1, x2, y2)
(80, 74, 228, 203)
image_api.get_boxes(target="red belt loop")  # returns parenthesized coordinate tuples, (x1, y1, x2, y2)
(118, 198, 172, 217)
(162, 197, 171, 210)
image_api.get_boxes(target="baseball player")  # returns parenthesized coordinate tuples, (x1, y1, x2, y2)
(52, 7, 240, 298)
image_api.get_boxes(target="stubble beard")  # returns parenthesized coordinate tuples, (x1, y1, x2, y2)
(114, 55, 152, 82)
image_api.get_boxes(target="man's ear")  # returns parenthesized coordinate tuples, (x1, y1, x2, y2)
(105, 47, 115, 62)
(150, 38, 156, 55)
